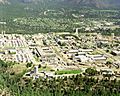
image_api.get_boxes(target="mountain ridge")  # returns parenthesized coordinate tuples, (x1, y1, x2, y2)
(63, 0, 120, 8)
(0, 0, 9, 4)
(0, 0, 120, 9)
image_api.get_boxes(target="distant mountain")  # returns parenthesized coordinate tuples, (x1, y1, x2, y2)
(19, 0, 120, 8)
(0, 0, 9, 4)
(0, 0, 120, 9)
(63, 0, 120, 8)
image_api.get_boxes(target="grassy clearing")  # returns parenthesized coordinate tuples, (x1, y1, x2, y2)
(55, 69, 81, 75)
(38, 66, 53, 72)
(12, 63, 27, 74)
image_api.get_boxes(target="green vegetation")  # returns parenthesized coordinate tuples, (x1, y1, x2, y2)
(85, 68, 98, 76)
(0, 60, 120, 96)
(90, 50, 102, 55)
(26, 62, 32, 68)
(106, 58, 114, 64)
(0, 1, 120, 35)
(55, 69, 81, 75)
(38, 66, 53, 72)
(0, 59, 14, 68)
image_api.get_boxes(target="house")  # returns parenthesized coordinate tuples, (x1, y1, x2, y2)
(111, 50, 120, 56)
(78, 52, 86, 55)
(34, 66, 39, 74)
(113, 61, 120, 68)
(79, 49, 93, 52)
(74, 55, 88, 62)
(101, 69, 114, 75)
(69, 50, 79, 53)
(87, 54, 107, 61)
(8, 49, 16, 54)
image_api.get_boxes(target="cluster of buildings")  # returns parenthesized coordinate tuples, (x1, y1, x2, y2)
(47, 32, 120, 78)
(0, 34, 34, 63)
(79, 20, 119, 32)
(35, 47, 63, 65)
(0, 34, 27, 48)
(0, 48, 33, 63)
(67, 49, 107, 63)
(55, 34, 108, 65)
(0, 32, 119, 79)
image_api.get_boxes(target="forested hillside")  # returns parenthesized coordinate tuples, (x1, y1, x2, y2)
(0, 60, 120, 96)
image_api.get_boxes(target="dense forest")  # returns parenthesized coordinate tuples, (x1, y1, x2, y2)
(0, 60, 120, 96)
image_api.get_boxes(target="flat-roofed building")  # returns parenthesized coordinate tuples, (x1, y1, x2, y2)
(79, 49, 93, 52)
(87, 54, 107, 61)
(74, 55, 88, 62)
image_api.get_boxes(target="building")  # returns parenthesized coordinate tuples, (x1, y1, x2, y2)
(74, 55, 88, 62)
(79, 49, 93, 52)
(87, 54, 107, 61)
(34, 66, 38, 74)
(111, 50, 120, 56)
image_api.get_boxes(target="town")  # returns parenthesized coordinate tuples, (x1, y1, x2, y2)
(0, 31, 120, 80)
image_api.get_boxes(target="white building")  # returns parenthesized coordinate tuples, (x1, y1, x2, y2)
(34, 66, 38, 74)
(74, 55, 88, 62)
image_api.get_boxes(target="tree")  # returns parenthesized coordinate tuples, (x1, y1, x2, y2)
(85, 68, 97, 76)
(26, 63, 32, 68)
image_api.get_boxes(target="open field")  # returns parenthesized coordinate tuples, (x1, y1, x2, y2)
(55, 70, 81, 75)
